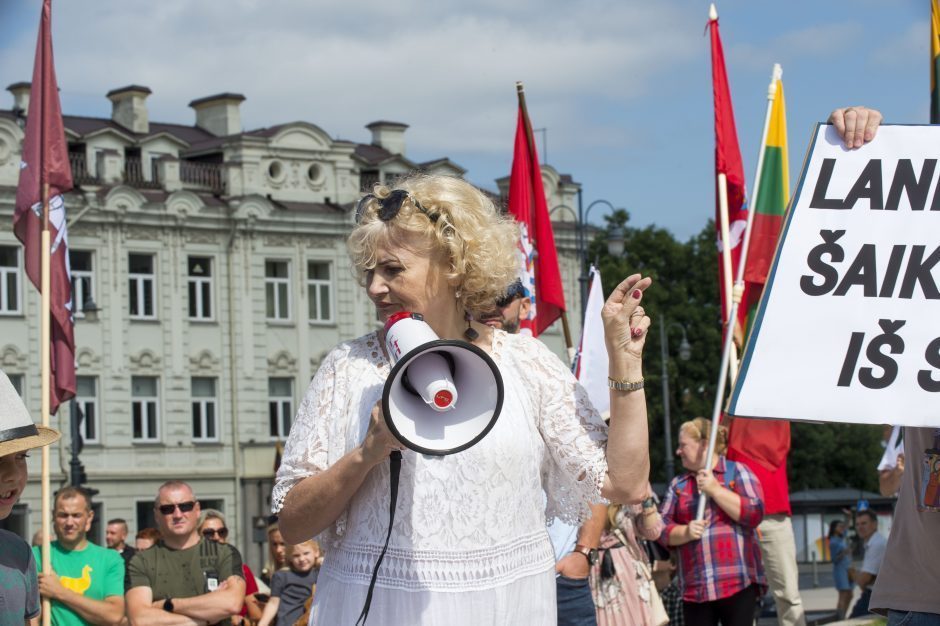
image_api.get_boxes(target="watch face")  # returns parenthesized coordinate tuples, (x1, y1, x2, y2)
(588, 549, 599, 566)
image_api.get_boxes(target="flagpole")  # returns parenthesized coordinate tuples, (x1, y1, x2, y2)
(516, 82, 575, 361)
(41, 194, 53, 626)
(697, 64, 781, 520)
(715, 173, 739, 378)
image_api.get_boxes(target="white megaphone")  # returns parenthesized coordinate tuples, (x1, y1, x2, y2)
(382, 312, 503, 456)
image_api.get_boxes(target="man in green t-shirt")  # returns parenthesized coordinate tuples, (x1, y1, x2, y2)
(33, 486, 126, 626)
(126, 480, 245, 625)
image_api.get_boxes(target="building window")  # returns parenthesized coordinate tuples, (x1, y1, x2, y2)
(265, 260, 291, 321)
(0, 245, 21, 315)
(131, 376, 159, 442)
(128, 253, 156, 319)
(191, 377, 218, 441)
(70, 250, 94, 317)
(307, 261, 333, 323)
(75, 376, 99, 444)
(188, 256, 213, 320)
(268, 377, 293, 439)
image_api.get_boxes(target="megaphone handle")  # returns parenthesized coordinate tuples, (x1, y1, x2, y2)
(355, 451, 402, 626)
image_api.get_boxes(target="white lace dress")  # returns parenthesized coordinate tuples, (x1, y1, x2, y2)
(272, 329, 609, 625)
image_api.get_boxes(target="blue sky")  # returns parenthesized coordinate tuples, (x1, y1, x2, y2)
(0, 0, 928, 240)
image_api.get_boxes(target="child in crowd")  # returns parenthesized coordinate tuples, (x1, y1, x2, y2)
(258, 539, 320, 626)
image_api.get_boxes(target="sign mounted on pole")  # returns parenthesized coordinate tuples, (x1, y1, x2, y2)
(730, 124, 940, 427)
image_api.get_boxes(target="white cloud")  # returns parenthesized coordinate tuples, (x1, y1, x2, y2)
(730, 22, 865, 71)
(0, 0, 700, 163)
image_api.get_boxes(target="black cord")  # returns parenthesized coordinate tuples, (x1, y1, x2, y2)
(355, 451, 402, 626)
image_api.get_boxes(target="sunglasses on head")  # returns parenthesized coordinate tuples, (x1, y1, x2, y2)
(202, 527, 229, 539)
(495, 280, 527, 308)
(355, 189, 439, 225)
(157, 501, 197, 516)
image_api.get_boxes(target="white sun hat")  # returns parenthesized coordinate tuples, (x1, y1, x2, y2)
(0, 370, 60, 457)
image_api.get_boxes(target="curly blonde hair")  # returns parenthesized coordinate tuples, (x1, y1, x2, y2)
(348, 174, 519, 316)
(679, 417, 728, 456)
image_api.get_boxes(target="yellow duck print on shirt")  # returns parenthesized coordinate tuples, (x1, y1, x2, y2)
(60, 565, 93, 594)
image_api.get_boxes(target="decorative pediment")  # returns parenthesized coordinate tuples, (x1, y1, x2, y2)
(166, 190, 206, 220)
(1, 344, 27, 369)
(129, 349, 162, 372)
(268, 350, 297, 374)
(270, 122, 332, 152)
(190, 350, 220, 373)
(229, 196, 273, 222)
(0, 121, 23, 166)
(310, 349, 331, 372)
(75, 348, 102, 370)
(104, 185, 148, 213)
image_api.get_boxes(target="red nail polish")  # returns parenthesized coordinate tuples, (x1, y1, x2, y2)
(632, 328, 643, 338)
(632, 289, 642, 299)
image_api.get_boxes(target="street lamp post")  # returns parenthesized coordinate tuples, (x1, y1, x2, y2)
(552, 191, 618, 322)
(660, 316, 691, 481)
(69, 296, 100, 489)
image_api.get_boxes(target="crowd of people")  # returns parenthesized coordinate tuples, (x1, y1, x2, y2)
(0, 106, 937, 626)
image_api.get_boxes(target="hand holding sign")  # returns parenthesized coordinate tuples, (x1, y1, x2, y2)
(828, 106, 883, 149)
(730, 111, 940, 428)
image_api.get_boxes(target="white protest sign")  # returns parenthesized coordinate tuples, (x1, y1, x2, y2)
(729, 124, 940, 427)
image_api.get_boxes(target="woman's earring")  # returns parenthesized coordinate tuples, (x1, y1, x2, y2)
(463, 311, 478, 341)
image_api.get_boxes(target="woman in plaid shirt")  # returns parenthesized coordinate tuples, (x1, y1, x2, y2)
(659, 417, 767, 626)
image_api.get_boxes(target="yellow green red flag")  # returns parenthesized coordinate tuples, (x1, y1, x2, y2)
(743, 77, 788, 339)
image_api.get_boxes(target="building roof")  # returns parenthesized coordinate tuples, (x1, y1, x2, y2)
(106, 85, 153, 98)
(188, 93, 246, 108)
(270, 199, 347, 215)
(366, 120, 408, 130)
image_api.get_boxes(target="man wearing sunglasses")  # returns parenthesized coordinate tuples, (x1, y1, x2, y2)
(126, 481, 246, 625)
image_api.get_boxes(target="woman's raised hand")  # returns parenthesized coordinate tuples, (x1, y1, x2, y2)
(601, 274, 653, 364)
(360, 402, 406, 467)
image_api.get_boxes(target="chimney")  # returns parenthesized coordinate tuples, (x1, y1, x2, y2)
(107, 85, 152, 134)
(7, 82, 31, 115)
(366, 121, 408, 156)
(188, 93, 245, 137)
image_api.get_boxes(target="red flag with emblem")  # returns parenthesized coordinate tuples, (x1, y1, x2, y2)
(13, 0, 75, 414)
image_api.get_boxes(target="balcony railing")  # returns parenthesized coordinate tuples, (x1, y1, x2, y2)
(180, 161, 224, 193)
(124, 156, 161, 189)
(68, 152, 99, 185)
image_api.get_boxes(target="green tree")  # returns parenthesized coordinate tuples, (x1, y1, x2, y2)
(588, 214, 884, 490)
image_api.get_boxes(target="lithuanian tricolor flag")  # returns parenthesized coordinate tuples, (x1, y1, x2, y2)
(742, 75, 788, 340)
(931, 0, 940, 123)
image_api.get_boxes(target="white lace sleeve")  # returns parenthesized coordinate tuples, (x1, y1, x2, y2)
(271, 346, 348, 531)
(512, 335, 609, 525)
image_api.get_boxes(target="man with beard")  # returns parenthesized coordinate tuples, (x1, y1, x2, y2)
(477, 279, 530, 334)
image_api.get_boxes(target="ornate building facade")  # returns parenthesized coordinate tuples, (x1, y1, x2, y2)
(0, 83, 583, 569)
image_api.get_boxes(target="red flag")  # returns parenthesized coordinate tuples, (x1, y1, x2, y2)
(13, 0, 75, 414)
(507, 85, 565, 337)
(727, 418, 792, 515)
(708, 10, 750, 344)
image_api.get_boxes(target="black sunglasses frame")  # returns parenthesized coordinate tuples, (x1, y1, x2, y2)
(355, 189, 439, 225)
(202, 527, 229, 539)
(157, 501, 197, 515)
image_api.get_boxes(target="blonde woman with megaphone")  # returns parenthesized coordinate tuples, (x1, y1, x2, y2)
(273, 174, 652, 625)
